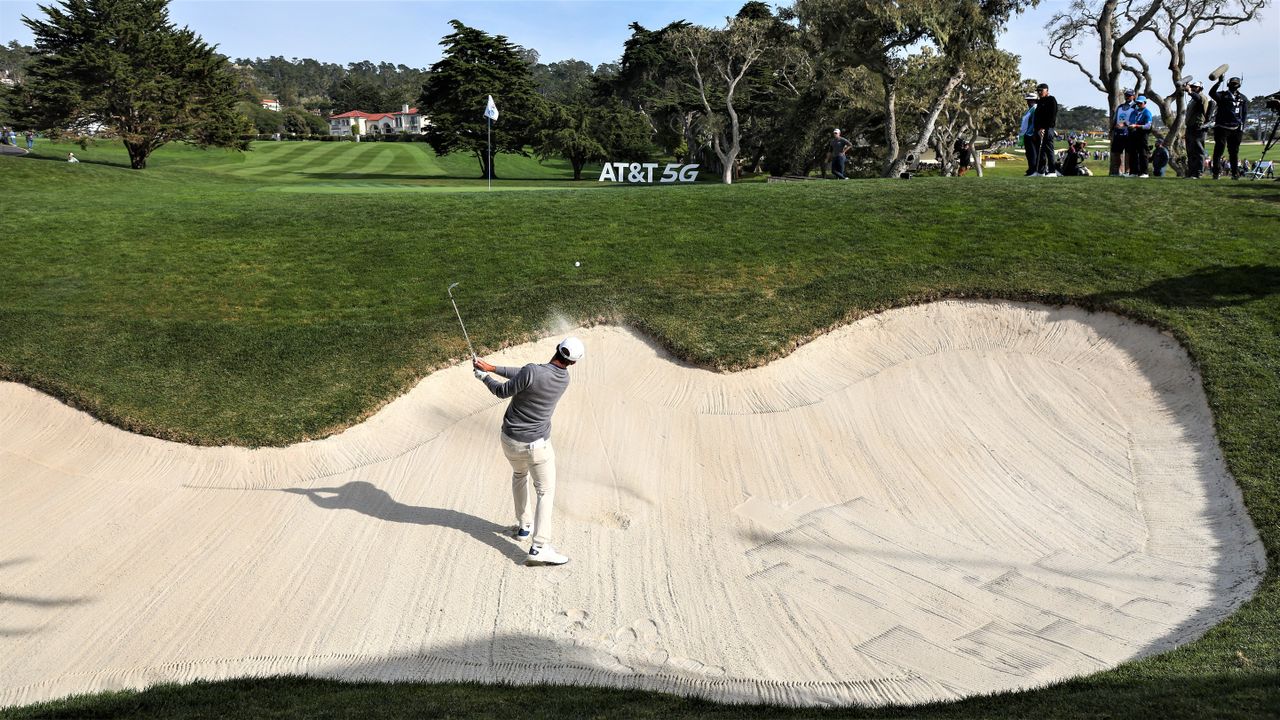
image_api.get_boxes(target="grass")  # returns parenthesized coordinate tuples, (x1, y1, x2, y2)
(0, 139, 1278, 718)
(29, 137, 586, 191)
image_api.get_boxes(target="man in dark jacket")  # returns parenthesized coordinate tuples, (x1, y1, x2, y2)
(1210, 76, 1248, 179)
(1182, 79, 1214, 178)
(1152, 138, 1170, 176)
(1033, 83, 1059, 176)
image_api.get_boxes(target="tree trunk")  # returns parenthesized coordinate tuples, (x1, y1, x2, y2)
(880, 74, 900, 177)
(681, 111, 699, 164)
(717, 139, 735, 184)
(477, 152, 497, 180)
(884, 71, 964, 178)
(571, 156, 583, 181)
(125, 141, 151, 170)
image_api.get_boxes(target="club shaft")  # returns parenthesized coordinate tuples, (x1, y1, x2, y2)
(448, 291, 476, 359)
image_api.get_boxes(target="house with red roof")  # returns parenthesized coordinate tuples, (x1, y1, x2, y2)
(328, 105, 428, 136)
(261, 98, 281, 112)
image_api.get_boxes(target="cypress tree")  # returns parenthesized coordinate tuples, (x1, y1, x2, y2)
(418, 20, 544, 179)
(21, 0, 247, 169)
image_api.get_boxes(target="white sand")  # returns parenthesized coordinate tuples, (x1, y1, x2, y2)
(0, 300, 1264, 708)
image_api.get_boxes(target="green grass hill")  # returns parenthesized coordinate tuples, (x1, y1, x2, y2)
(0, 139, 1277, 719)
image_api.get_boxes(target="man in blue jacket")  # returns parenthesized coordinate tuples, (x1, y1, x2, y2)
(1126, 96, 1155, 177)
(1020, 94, 1039, 176)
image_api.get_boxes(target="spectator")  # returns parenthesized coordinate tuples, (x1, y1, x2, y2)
(1110, 89, 1136, 175)
(1152, 138, 1170, 176)
(1126, 95, 1154, 177)
(1020, 93, 1039, 176)
(1209, 76, 1248, 179)
(1033, 83, 1059, 176)
(1182, 79, 1213, 179)
(829, 128, 852, 180)
(24, 131, 34, 149)
(67, 152, 79, 163)
(955, 137, 972, 176)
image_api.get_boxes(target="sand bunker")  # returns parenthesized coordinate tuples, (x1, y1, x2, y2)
(0, 300, 1264, 708)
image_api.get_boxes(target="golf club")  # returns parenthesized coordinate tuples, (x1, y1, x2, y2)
(447, 282, 477, 360)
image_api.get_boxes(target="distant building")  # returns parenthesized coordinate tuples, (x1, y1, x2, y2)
(0, 70, 15, 87)
(328, 105, 428, 136)
(261, 97, 281, 111)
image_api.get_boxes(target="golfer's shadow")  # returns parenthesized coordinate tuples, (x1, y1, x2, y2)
(282, 481, 525, 565)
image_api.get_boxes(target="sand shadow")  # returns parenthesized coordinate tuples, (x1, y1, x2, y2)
(0, 557, 90, 638)
(0, 592, 90, 608)
(281, 481, 525, 565)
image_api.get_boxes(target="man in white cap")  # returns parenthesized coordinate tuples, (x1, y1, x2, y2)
(473, 336, 584, 566)
(830, 128, 852, 179)
(1182, 79, 1214, 178)
(1020, 93, 1039, 176)
(1110, 89, 1137, 176)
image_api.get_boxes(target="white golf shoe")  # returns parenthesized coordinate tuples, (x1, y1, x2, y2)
(526, 543, 569, 566)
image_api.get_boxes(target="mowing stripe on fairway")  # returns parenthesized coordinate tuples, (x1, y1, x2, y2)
(225, 142, 349, 179)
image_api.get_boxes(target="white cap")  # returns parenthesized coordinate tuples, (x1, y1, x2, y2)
(557, 336, 585, 363)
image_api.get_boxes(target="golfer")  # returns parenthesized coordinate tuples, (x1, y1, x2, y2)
(473, 336, 585, 566)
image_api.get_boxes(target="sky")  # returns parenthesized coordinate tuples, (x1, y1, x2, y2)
(1, 0, 1277, 108)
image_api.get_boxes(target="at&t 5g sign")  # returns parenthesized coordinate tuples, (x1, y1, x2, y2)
(598, 162, 700, 183)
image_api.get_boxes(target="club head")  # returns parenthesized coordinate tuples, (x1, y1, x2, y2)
(448, 282, 459, 291)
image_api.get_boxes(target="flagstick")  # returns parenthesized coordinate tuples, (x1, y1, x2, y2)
(487, 116, 492, 191)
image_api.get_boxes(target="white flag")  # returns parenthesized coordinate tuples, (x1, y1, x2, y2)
(484, 95, 499, 121)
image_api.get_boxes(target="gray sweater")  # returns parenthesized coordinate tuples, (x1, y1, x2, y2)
(482, 363, 570, 442)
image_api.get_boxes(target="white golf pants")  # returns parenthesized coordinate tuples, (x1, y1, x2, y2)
(501, 433, 556, 546)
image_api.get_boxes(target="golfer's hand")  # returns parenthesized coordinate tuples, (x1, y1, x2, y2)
(1037, 129, 1045, 137)
(473, 358, 496, 373)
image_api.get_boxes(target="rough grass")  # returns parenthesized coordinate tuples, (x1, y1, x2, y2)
(0, 140, 1277, 719)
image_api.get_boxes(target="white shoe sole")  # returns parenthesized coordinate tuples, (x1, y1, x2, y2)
(525, 557, 569, 566)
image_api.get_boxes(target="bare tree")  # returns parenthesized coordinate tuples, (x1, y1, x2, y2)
(670, 19, 771, 184)
(1124, 0, 1268, 172)
(915, 49, 1027, 176)
(1046, 0, 1164, 120)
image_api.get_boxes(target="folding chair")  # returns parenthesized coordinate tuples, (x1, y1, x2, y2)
(1245, 160, 1274, 180)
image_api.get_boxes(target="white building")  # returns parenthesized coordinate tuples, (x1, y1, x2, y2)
(328, 105, 428, 136)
